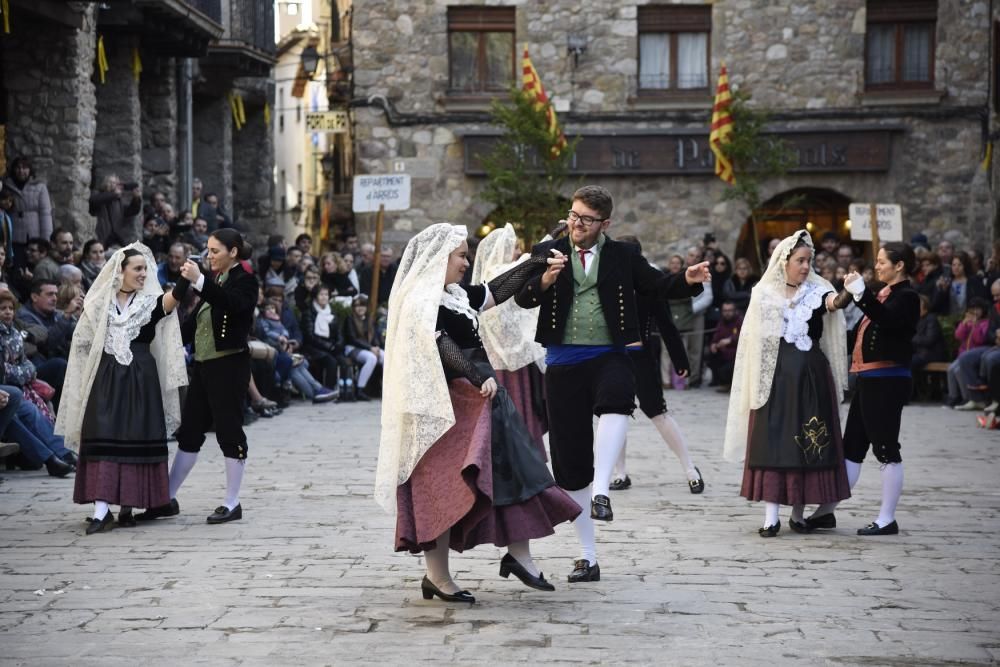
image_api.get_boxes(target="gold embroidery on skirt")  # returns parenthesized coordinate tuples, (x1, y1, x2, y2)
(795, 416, 830, 464)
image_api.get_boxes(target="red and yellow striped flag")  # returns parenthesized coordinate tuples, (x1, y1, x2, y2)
(521, 45, 567, 158)
(710, 62, 735, 185)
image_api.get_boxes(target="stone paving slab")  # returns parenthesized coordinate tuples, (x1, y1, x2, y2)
(1, 389, 998, 666)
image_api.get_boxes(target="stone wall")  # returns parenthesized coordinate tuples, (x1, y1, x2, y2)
(192, 94, 234, 217)
(231, 78, 275, 243)
(93, 36, 143, 192)
(140, 56, 178, 206)
(1, 7, 97, 237)
(351, 0, 994, 257)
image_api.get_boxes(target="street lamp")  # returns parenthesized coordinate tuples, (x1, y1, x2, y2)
(300, 45, 320, 78)
(319, 152, 336, 179)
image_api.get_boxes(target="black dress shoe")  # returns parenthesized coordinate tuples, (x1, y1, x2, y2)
(60, 451, 80, 467)
(804, 512, 836, 530)
(355, 389, 371, 402)
(688, 467, 705, 494)
(45, 455, 74, 478)
(789, 519, 813, 534)
(117, 510, 137, 528)
(86, 510, 115, 535)
(590, 494, 613, 521)
(136, 498, 180, 521)
(499, 553, 555, 591)
(206, 504, 242, 524)
(609, 475, 632, 491)
(857, 520, 898, 536)
(420, 576, 475, 603)
(567, 559, 600, 583)
(758, 523, 781, 538)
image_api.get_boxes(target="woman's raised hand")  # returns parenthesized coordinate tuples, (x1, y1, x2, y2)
(180, 259, 202, 283)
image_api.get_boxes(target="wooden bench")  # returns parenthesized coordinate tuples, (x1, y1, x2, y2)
(917, 361, 950, 401)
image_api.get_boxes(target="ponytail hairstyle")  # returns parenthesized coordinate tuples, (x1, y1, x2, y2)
(882, 242, 916, 277)
(210, 228, 253, 261)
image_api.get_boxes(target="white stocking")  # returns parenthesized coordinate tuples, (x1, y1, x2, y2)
(846, 459, 862, 489)
(224, 458, 245, 510)
(93, 500, 110, 521)
(168, 450, 199, 499)
(876, 463, 903, 527)
(650, 414, 697, 480)
(593, 414, 629, 497)
(790, 504, 805, 522)
(566, 486, 597, 565)
(423, 530, 459, 594)
(612, 440, 628, 480)
(506, 540, 540, 577)
(764, 501, 780, 528)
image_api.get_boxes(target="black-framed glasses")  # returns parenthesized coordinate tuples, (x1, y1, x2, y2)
(567, 210, 605, 227)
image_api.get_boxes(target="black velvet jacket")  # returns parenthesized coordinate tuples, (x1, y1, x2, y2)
(854, 279, 921, 366)
(514, 236, 702, 347)
(179, 263, 259, 353)
(639, 294, 689, 373)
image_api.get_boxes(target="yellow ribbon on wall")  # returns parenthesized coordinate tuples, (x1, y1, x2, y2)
(132, 47, 143, 82)
(2, 0, 11, 34)
(236, 94, 246, 126)
(263, 103, 271, 125)
(97, 35, 109, 84)
(228, 93, 244, 130)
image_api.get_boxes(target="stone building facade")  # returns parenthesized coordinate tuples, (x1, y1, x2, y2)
(0, 0, 276, 244)
(350, 0, 995, 265)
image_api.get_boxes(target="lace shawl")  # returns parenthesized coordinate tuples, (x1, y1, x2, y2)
(55, 242, 188, 450)
(469, 224, 547, 371)
(722, 231, 848, 462)
(376, 223, 469, 513)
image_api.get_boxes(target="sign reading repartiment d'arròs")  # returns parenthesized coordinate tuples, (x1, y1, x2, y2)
(352, 174, 412, 213)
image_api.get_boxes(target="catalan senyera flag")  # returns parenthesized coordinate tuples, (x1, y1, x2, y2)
(710, 62, 735, 185)
(521, 45, 567, 158)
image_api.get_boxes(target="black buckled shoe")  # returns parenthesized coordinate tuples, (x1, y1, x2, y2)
(45, 455, 74, 478)
(86, 511, 115, 535)
(857, 520, 898, 536)
(609, 475, 632, 491)
(758, 523, 781, 538)
(117, 510, 137, 528)
(567, 559, 600, 583)
(688, 467, 705, 494)
(499, 553, 555, 591)
(789, 519, 813, 534)
(60, 450, 80, 467)
(804, 512, 836, 530)
(590, 494, 613, 521)
(206, 504, 242, 524)
(136, 498, 180, 521)
(420, 576, 475, 603)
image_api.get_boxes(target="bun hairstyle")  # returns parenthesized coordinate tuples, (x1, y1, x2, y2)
(210, 228, 253, 260)
(882, 242, 916, 276)
(120, 247, 144, 271)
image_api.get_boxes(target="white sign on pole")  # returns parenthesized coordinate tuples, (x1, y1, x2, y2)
(352, 174, 411, 212)
(848, 202, 903, 242)
(305, 111, 349, 133)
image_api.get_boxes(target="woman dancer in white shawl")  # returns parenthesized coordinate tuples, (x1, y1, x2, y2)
(57, 244, 188, 534)
(723, 231, 851, 536)
(378, 223, 579, 603)
(470, 223, 549, 455)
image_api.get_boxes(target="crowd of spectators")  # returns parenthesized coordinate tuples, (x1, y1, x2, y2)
(0, 157, 395, 476)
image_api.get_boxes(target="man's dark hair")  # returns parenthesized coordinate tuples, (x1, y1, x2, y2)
(49, 227, 72, 243)
(721, 299, 737, 308)
(296, 233, 312, 244)
(30, 278, 59, 295)
(572, 185, 613, 220)
(27, 237, 50, 253)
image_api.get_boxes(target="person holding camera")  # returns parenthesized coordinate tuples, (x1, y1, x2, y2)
(89, 175, 143, 247)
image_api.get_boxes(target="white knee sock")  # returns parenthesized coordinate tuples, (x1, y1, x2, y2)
(566, 486, 598, 565)
(93, 500, 110, 520)
(506, 540, 540, 577)
(651, 414, 697, 480)
(168, 450, 199, 499)
(593, 414, 629, 497)
(764, 501, 780, 528)
(612, 441, 627, 480)
(424, 530, 458, 593)
(224, 457, 245, 510)
(790, 504, 805, 522)
(876, 463, 903, 527)
(846, 459, 863, 489)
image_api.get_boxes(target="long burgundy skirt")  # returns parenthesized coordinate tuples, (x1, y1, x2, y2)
(73, 460, 170, 508)
(494, 365, 547, 460)
(395, 379, 580, 553)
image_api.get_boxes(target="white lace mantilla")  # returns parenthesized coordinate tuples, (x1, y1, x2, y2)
(104, 292, 158, 364)
(782, 282, 825, 352)
(440, 283, 479, 323)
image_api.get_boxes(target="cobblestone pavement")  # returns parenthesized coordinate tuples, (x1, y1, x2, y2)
(1, 389, 998, 666)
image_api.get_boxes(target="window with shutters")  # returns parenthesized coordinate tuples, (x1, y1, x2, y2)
(447, 6, 516, 95)
(637, 5, 711, 95)
(865, 0, 936, 90)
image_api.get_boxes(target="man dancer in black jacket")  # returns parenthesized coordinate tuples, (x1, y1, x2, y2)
(515, 185, 709, 582)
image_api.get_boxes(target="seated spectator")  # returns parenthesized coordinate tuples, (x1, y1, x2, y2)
(946, 297, 992, 408)
(263, 287, 303, 350)
(256, 301, 336, 402)
(819, 231, 840, 256)
(294, 266, 321, 314)
(262, 246, 287, 289)
(283, 246, 304, 298)
(705, 300, 742, 391)
(933, 251, 990, 318)
(836, 243, 854, 270)
(344, 294, 383, 399)
(0, 185, 15, 268)
(295, 233, 317, 264)
(319, 252, 342, 292)
(78, 239, 106, 290)
(911, 294, 946, 373)
(916, 252, 943, 297)
(184, 216, 210, 252)
(0, 384, 75, 477)
(341, 252, 361, 294)
(142, 216, 171, 258)
(300, 284, 356, 399)
(89, 174, 142, 246)
(358, 242, 376, 272)
(58, 264, 84, 290)
(170, 208, 194, 239)
(199, 192, 232, 231)
(0, 289, 56, 423)
(954, 281, 1000, 412)
(50, 228, 75, 266)
(331, 252, 358, 299)
(56, 283, 84, 323)
(28, 237, 60, 282)
(722, 257, 757, 314)
(359, 245, 396, 305)
(0, 245, 19, 302)
(157, 243, 187, 289)
(16, 279, 74, 403)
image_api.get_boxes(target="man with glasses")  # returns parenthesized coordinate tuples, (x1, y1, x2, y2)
(515, 185, 710, 583)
